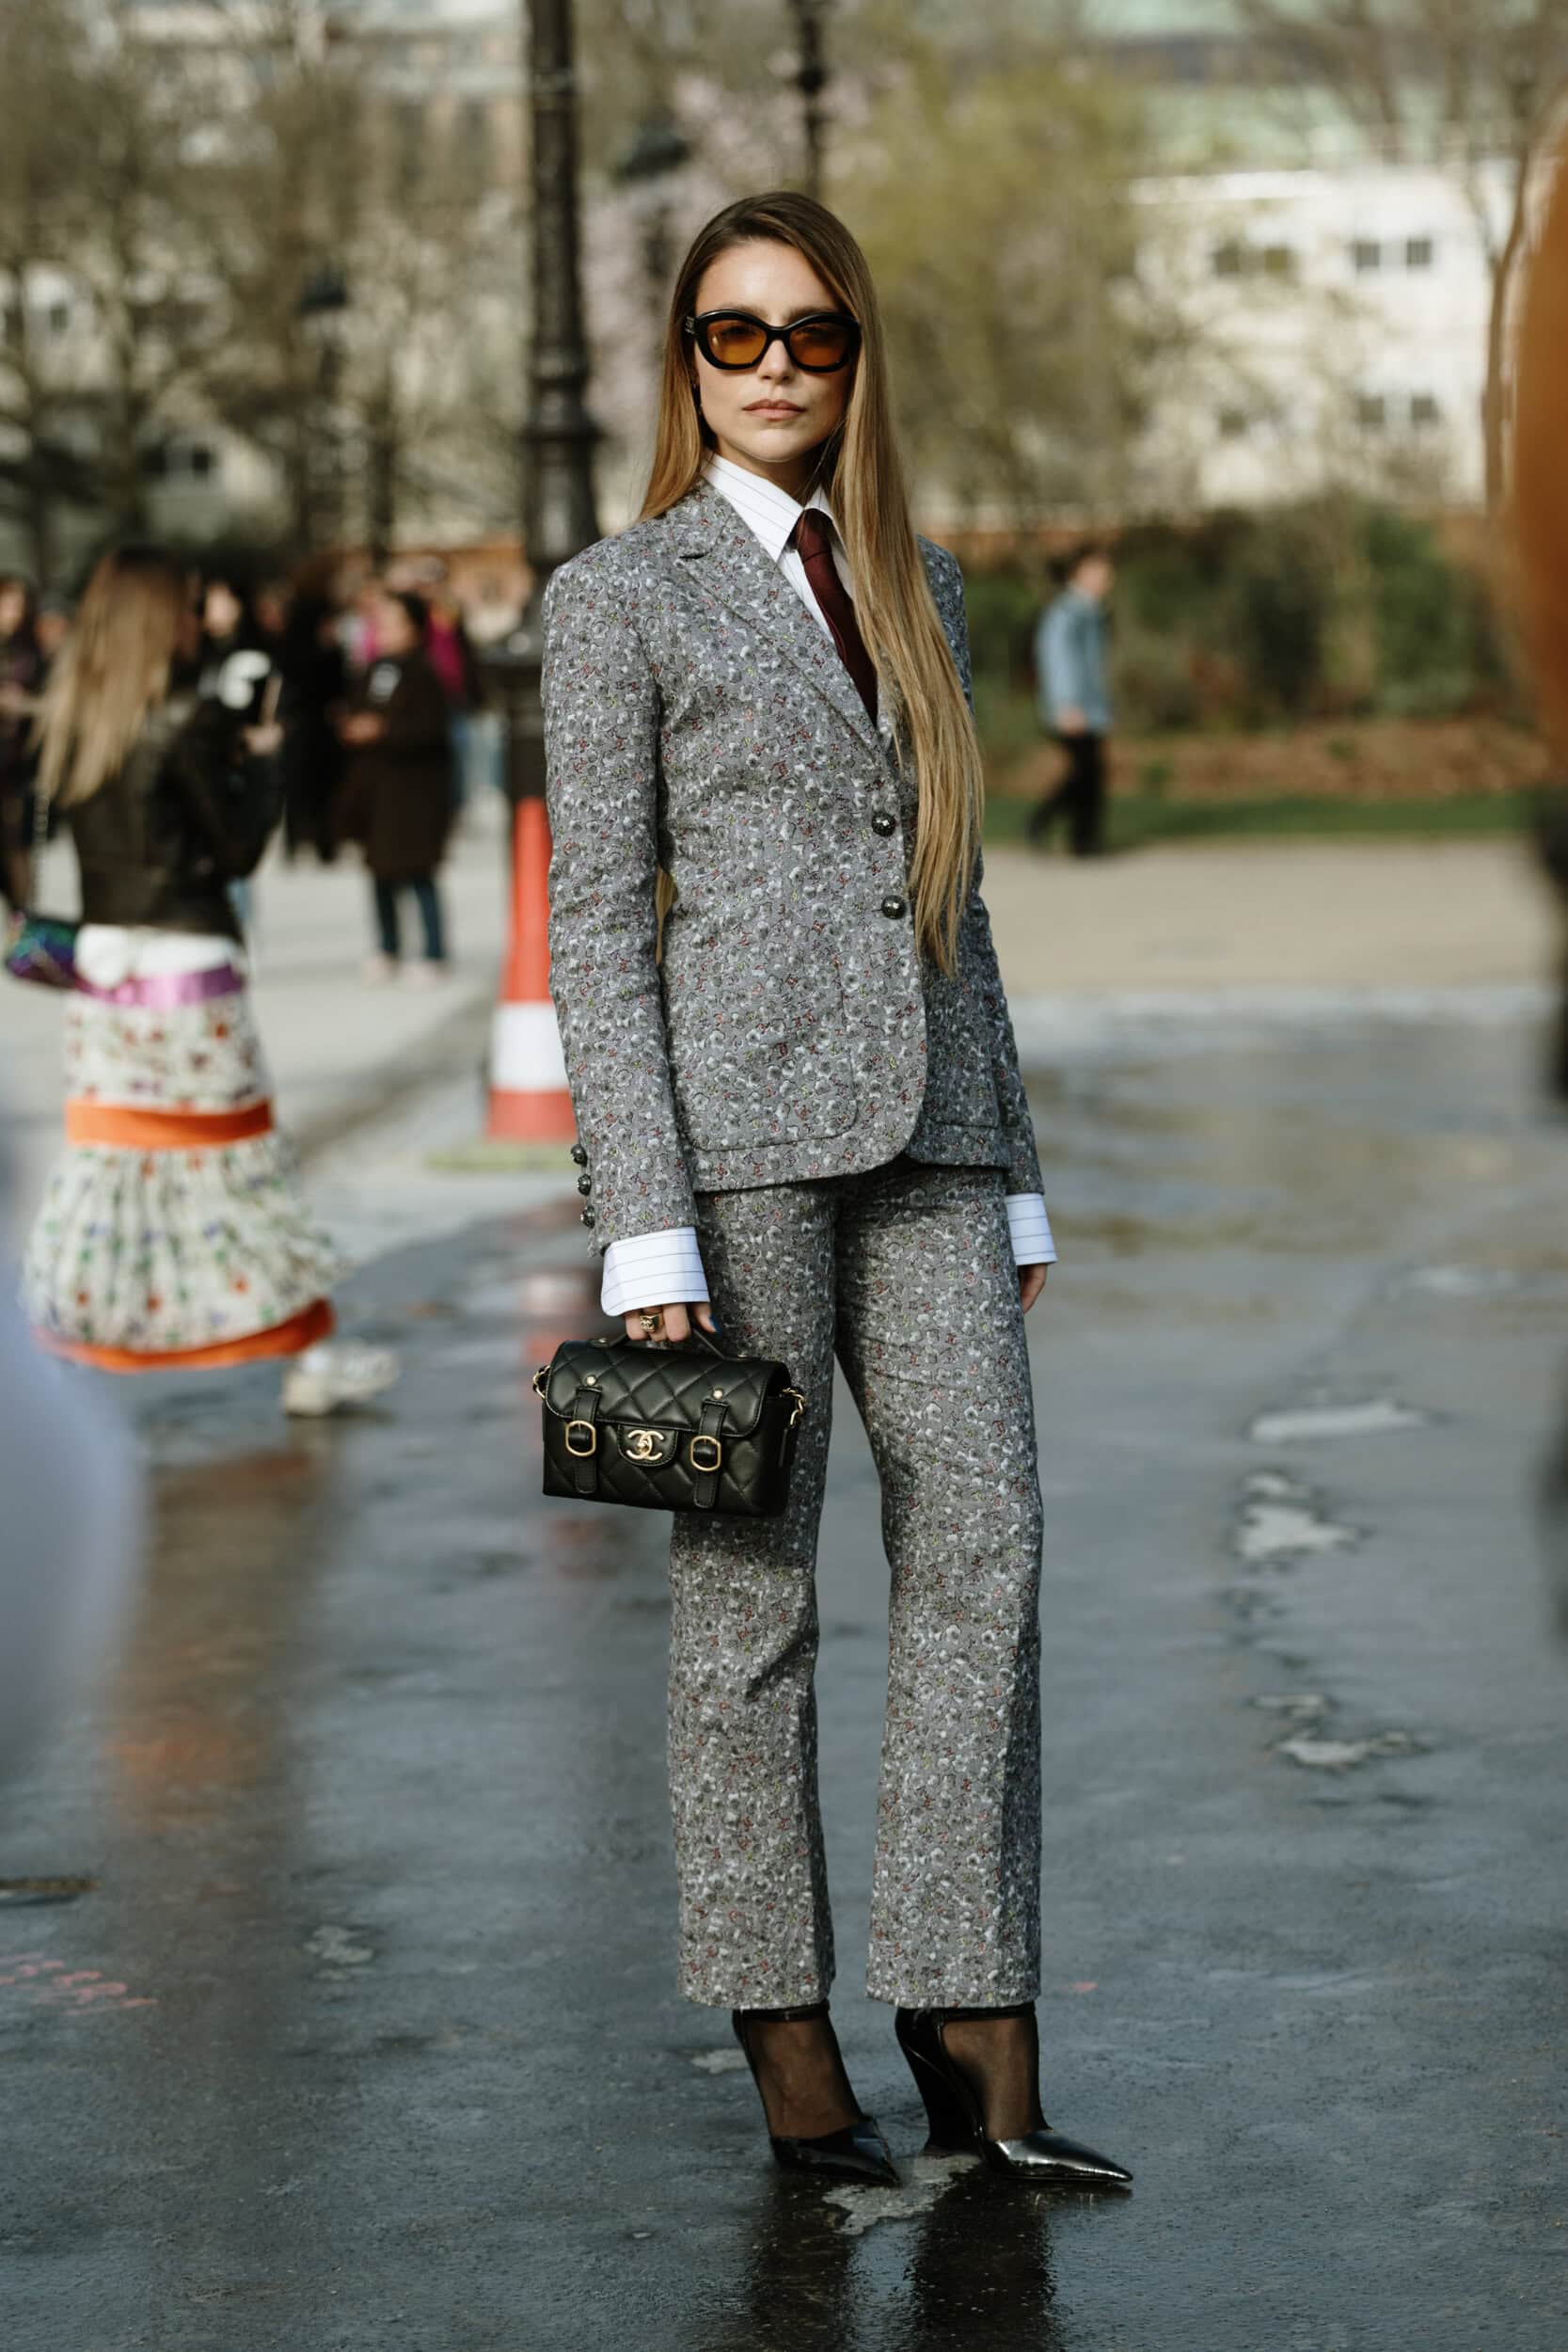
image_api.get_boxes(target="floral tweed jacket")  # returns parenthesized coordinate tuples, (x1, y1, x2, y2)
(541, 476, 1043, 1257)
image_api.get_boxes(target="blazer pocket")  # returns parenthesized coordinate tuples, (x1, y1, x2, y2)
(664, 950, 856, 1150)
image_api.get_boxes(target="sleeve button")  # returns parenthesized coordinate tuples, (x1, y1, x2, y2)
(580, 1208, 596, 1228)
(577, 1175, 593, 1196)
(570, 1144, 588, 1167)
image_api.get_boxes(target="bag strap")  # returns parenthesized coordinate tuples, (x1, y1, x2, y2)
(690, 1395, 727, 1510)
(564, 1381, 602, 1498)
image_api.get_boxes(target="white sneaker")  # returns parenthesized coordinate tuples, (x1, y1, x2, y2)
(363, 954, 397, 985)
(404, 960, 450, 989)
(281, 1341, 401, 1418)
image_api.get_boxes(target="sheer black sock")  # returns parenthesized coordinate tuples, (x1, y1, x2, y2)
(939, 2006, 1047, 2141)
(736, 2007, 865, 2141)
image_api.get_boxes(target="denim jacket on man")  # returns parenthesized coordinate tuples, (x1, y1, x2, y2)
(1035, 588, 1110, 734)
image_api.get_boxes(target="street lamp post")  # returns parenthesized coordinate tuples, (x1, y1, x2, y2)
(296, 262, 350, 552)
(787, 0, 829, 199)
(472, 0, 602, 1154)
(486, 0, 602, 810)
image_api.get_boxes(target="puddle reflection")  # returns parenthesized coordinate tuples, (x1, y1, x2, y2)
(707, 2166, 1069, 2352)
(93, 1437, 341, 2307)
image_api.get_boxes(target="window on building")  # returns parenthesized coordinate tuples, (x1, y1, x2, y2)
(1405, 237, 1434, 269)
(1355, 393, 1386, 429)
(46, 300, 71, 334)
(1410, 393, 1441, 428)
(1260, 244, 1295, 277)
(1212, 241, 1244, 278)
(140, 444, 169, 481)
(187, 444, 215, 478)
(1217, 409, 1250, 439)
(1352, 240, 1381, 272)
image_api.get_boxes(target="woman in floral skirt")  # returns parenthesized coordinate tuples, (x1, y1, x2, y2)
(22, 547, 396, 1418)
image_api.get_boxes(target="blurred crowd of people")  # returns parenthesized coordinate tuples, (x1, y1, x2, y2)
(1, 549, 515, 980)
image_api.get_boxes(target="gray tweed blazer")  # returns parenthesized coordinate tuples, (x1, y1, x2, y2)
(542, 477, 1043, 1254)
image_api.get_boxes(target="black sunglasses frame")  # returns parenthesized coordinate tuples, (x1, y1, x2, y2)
(684, 309, 863, 373)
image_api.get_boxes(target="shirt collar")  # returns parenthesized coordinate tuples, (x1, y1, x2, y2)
(705, 453, 838, 564)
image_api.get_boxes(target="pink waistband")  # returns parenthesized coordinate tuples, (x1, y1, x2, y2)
(78, 963, 245, 1009)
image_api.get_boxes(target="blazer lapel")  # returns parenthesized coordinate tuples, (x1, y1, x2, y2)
(663, 480, 886, 760)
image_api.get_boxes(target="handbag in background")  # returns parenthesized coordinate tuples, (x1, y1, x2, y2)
(4, 781, 77, 992)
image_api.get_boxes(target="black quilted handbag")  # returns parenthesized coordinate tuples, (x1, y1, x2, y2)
(533, 1330, 806, 1516)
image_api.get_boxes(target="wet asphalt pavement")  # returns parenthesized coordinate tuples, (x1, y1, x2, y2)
(4, 1007, 1567, 2352)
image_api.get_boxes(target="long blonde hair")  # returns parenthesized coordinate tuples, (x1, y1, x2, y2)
(642, 191, 983, 974)
(35, 547, 191, 809)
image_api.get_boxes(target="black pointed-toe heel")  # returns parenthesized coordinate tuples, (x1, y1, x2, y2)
(895, 2004, 1132, 2191)
(732, 2003, 899, 2187)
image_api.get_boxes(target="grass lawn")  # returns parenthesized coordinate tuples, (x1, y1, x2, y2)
(984, 790, 1542, 851)
(981, 707, 1557, 850)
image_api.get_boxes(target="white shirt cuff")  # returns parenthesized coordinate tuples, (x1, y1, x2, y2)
(600, 1227, 710, 1317)
(1006, 1193, 1057, 1267)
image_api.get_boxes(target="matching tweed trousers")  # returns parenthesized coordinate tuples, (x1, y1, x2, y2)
(667, 1155, 1044, 2010)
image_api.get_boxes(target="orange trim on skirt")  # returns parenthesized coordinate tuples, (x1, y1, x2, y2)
(40, 1297, 336, 1375)
(64, 1098, 275, 1151)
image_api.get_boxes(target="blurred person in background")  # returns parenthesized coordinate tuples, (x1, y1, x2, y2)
(254, 578, 290, 646)
(20, 546, 397, 1419)
(198, 565, 279, 937)
(544, 189, 1127, 2198)
(0, 1090, 144, 1792)
(277, 554, 346, 864)
(423, 574, 489, 815)
(336, 590, 454, 985)
(0, 575, 45, 910)
(1027, 546, 1115, 858)
(34, 595, 72, 671)
(460, 572, 516, 803)
(198, 566, 277, 723)
(345, 568, 387, 674)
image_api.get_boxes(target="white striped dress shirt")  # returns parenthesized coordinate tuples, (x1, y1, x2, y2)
(597, 454, 1055, 1318)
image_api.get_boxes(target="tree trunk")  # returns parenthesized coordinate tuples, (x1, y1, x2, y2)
(286, 384, 315, 559)
(25, 459, 54, 587)
(366, 372, 398, 566)
(1483, 146, 1534, 513)
(105, 376, 150, 538)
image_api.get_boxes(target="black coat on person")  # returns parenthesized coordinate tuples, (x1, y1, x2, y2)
(335, 649, 454, 881)
(277, 596, 347, 859)
(70, 687, 279, 942)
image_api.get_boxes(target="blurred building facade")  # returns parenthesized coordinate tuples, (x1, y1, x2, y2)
(1106, 0, 1513, 510)
(0, 0, 528, 582)
(0, 0, 1539, 582)
(1134, 154, 1505, 510)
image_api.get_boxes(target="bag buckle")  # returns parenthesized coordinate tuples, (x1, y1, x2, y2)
(688, 1433, 723, 1474)
(564, 1419, 598, 1458)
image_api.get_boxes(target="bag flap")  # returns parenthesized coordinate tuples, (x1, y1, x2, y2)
(543, 1336, 784, 1438)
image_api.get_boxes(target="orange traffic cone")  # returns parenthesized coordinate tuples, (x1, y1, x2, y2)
(487, 799, 576, 1144)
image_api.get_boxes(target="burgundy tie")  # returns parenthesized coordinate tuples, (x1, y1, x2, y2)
(792, 509, 879, 724)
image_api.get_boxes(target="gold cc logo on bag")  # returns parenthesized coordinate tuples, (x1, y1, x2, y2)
(625, 1428, 662, 1461)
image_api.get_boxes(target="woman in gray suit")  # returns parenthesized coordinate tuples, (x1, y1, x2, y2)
(543, 191, 1130, 2196)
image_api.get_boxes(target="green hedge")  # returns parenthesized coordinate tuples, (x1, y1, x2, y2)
(964, 500, 1514, 736)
